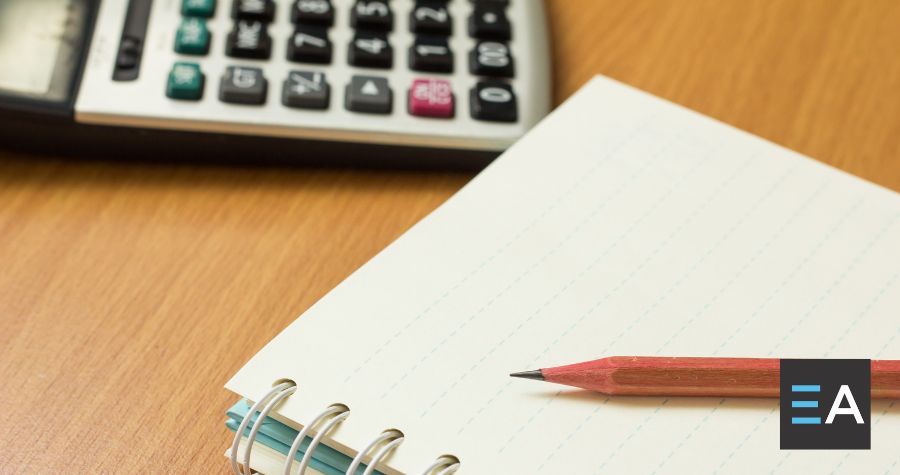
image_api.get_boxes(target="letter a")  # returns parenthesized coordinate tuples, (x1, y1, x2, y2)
(825, 385, 864, 424)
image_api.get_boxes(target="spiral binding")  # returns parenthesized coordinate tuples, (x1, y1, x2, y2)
(230, 381, 462, 475)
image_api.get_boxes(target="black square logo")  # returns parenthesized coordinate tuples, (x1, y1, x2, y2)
(780, 359, 870, 450)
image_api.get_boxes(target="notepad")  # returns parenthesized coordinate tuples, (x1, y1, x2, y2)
(225, 76, 900, 474)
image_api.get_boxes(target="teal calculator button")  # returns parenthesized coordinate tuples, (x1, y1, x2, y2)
(174, 18, 211, 55)
(182, 0, 216, 18)
(167, 62, 205, 100)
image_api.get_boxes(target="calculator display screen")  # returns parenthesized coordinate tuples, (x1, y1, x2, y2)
(0, 0, 85, 102)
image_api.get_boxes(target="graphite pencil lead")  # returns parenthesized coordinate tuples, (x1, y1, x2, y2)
(509, 370, 545, 381)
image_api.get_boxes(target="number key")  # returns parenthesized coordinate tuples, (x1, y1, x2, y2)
(410, 0, 452, 35)
(470, 81, 516, 122)
(287, 26, 332, 63)
(351, 1, 393, 31)
(348, 32, 393, 68)
(469, 41, 514, 77)
(409, 36, 453, 73)
(291, 0, 334, 26)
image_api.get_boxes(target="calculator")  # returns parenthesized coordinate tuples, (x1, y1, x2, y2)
(0, 0, 551, 168)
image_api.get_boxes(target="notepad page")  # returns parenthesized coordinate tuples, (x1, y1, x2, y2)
(227, 76, 900, 474)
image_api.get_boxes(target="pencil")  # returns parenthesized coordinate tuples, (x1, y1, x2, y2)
(510, 356, 900, 399)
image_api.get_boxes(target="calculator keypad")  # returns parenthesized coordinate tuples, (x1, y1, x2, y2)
(168, 0, 532, 124)
(74, 0, 550, 163)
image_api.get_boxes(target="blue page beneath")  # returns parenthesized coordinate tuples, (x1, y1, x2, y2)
(225, 400, 383, 475)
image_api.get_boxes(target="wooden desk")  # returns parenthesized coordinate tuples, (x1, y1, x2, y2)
(2, 1, 898, 472)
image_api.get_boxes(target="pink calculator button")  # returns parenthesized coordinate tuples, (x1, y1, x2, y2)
(408, 78, 454, 118)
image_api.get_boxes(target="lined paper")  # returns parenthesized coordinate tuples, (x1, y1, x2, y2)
(227, 76, 900, 474)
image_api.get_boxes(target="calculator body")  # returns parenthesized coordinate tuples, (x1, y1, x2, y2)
(0, 0, 551, 168)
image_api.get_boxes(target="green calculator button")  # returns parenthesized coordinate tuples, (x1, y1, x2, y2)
(175, 18, 211, 55)
(182, 0, 216, 18)
(167, 62, 205, 101)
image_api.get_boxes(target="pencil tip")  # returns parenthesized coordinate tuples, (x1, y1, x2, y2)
(509, 370, 545, 381)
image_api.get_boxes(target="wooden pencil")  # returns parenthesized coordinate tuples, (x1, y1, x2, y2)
(510, 356, 900, 399)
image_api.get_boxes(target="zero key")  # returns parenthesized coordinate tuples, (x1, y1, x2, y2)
(470, 81, 516, 122)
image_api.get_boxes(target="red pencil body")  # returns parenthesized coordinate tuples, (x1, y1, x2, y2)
(540, 356, 900, 399)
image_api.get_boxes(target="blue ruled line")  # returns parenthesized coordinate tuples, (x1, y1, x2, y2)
(791, 417, 822, 425)
(791, 400, 818, 408)
(791, 385, 820, 392)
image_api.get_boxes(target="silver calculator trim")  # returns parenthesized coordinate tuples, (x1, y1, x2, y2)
(75, 0, 551, 153)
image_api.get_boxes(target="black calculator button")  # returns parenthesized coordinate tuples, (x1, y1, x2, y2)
(350, 1, 393, 31)
(348, 32, 393, 68)
(287, 26, 332, 63)
(468, 5, 511, 40)
(470, 81, 517, 122)
(409, 36, 453, 73)
(291, 0, 334, 26)
(469, 41, 514, 77)
(219, 66, 268, 105)
(231, 0, 275, 22)
(410, 1, 452, 35)
(226, 21, 272, 59)
(345, 75, 392, 114)
(470, 0, 509, 6)
(283, 71, 330, 109)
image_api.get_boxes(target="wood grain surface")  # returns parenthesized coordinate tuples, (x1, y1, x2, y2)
(2, 1, 899, 472)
